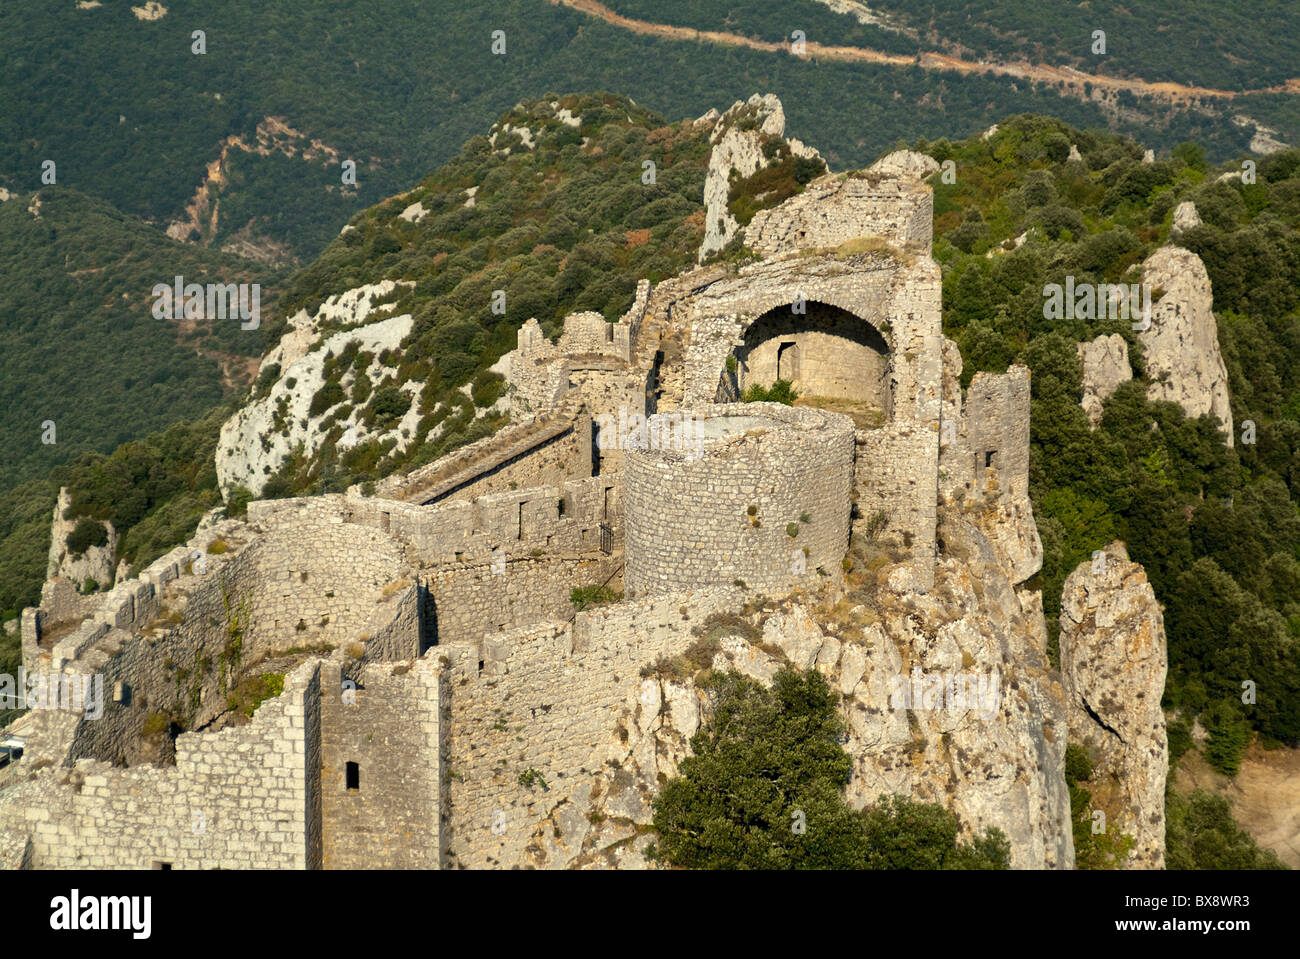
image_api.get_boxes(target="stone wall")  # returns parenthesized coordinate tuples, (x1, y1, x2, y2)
(556, 311, 630, 361)
(624, 404, 854, 594)
(249, 481, 622, 648)
(746, 172, 933, 257)
(967, 366, 1032, 501)
(429, 554, 622, 647)
(853, 424, 939, 585)
(740, 301, 890, 407)
(319, 659, 442, 869)
(438, 587, 744, 868)
(0, 660, 321, 869)
(417, 415, 592, 506)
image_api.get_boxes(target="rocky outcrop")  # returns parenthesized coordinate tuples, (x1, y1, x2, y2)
(1139, 246, 1233, 446)
(565, 509, 1075, 870)
(1171, 201, 1202, 236)
(697, 94, 821, 262)
(868, 149, 939, 179)
(1077, 333, 1132, 428)
(1059, 541, 1168, 869)
(46, 487, 117, 589)
(217, 309, 416, 497)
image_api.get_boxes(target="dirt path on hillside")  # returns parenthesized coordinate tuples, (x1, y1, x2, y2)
(552, 0, 1300, 106)
(1177, 743, 1300, 868)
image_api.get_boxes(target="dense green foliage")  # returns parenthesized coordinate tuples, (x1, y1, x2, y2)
(612, 0, 1300, 91)
(866, 0, 1300, 90)
(927, 117, 1300, 756)
(0, 409, 229, 623)
(1165, 786, 1288, 870)
(1063, 743, 1135, 868)
(648, 666, 1009, 869)
(0, 188, 286, 492)
(742, 378, 799, 404)
(256, 95, 715, 496)
(1, 0, 1272, 271)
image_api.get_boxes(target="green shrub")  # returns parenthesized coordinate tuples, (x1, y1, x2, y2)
(571, 584, 622, 610)
(648, 667, 1009, 869)
(1165, 788, 1288, 870)
(366, 386, 411, 427)
(66, 518, 108, 557)
(742, 379, 798, 405)
(309, 381, 345, 418)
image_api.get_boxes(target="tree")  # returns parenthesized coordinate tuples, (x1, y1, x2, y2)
(649, 667, 1009, 869)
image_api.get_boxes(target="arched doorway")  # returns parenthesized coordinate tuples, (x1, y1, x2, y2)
(739, 301, 891, 415)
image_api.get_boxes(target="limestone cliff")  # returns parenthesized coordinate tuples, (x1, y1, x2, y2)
(697, 94, 822, 262)
(45, 487, 117, 589)
(1059, 541, 1168, 869)
(1139, 245, 1233, 446)
(1076, 333, 1132, 429)
(517, 509, 1074, 870)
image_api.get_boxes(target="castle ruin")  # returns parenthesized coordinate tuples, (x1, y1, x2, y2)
(1, 110, 1053, 869)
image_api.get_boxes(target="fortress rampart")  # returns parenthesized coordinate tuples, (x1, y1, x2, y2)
(624, 404, 854, 594)
(1, 145, 1045, 871)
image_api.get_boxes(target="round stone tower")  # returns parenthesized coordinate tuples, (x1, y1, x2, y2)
(623, 403, 854, 595)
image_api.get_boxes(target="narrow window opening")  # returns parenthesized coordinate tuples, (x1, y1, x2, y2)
(984, 450, 997, 469)
(345, 761, 360, 791)
(152, 861, 173, 870)
(777, 341, 799, 382)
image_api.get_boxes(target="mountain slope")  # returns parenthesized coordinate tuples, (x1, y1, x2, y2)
(0, 187, 288, 491)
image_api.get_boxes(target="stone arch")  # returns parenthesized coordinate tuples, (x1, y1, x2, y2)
(737, 300, 891, 412)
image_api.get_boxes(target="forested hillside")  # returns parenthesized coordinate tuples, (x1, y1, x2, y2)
(2, 0, 1281, 270)
(924, 118, 1300, 772)
(0, 187, 287, 492)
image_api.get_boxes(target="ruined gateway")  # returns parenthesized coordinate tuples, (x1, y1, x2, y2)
(0, 97, 1168, 870)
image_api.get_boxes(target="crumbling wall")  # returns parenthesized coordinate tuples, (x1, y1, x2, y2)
(439, 587, 744, 868)
(0, 661, 322, 869)
(746, 173, 934, 257)
(853, 425, 938, 586)
(624, 404, 853, 595)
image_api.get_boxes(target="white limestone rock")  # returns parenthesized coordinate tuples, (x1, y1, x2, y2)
(1076, 333, 1132, 428)
(46, 488, 117, 589)
(698, 94, 811, 262)
(762, 606, 824, 669)
(398, 200, 427, 223)
(1059, 541, 1168, 869)
(217, 311, 416, 497)
(1139, 246, 1233, 446)
(868, 149, 939, 179)
(1171, 201, 1202, 236)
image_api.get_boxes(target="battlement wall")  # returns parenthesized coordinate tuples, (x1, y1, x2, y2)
(0, 660, 322, 869)
(624, 404, 853, 595)
(853, 424, 939, 589)
(438, 586, 744, 868)
(318, 659, 442, 869)
(746, 174, 933, 258)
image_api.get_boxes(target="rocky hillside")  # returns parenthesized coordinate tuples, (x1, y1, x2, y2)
(215, 93, 827, 498)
